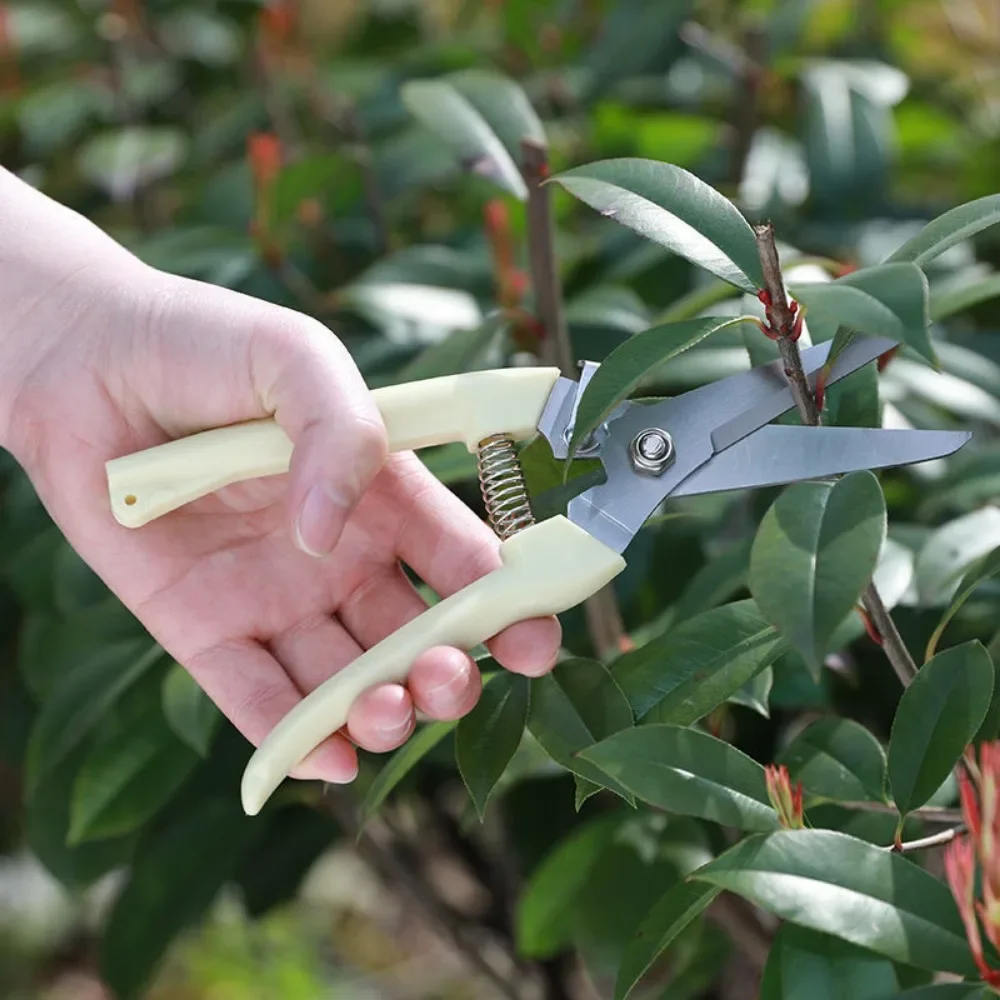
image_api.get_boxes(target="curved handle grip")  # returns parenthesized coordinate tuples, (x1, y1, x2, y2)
(240, 515, 626, 815)
(106, 367, 560, 528)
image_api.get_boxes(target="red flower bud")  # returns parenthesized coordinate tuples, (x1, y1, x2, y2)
(765, 764, 805, 829)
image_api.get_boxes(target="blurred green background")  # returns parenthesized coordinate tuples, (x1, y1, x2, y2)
(2, 1, 1000, 998)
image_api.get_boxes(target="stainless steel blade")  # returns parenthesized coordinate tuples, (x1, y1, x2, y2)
(670, 427, 972, 498)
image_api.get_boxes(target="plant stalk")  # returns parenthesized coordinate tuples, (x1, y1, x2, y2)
(522, 137, 626, 659)
(753, 223, 917, 685)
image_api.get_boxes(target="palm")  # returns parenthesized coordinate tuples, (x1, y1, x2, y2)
(12, 283, 559, 783)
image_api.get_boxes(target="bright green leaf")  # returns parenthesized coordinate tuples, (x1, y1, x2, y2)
(161, 663, 221, 758)
(567, 315, 752, 459)
(614, 600, 786, 724)
(692, 828, 977, 976)
(527, 658, 634, 806)
(456, 671, 529, 818)
(777, 717, 888, 803)
(578, 724, 780, 832)
(758, 924, 899, 1000)
(400, 78, 528, 199)
(749, 471, 887, 677)
(888, 640, 994, 816)
(550, 158, 764, 292)
(614, 877, 720, 1000)
(885, 194, 1000, 268)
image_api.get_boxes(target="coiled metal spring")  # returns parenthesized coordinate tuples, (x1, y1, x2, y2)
(477, 434, 535, 540)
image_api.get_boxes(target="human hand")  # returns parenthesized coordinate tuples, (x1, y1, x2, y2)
(0, 169, 561, 784)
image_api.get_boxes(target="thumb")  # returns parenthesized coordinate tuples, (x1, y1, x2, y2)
(253, 315, 388, 557)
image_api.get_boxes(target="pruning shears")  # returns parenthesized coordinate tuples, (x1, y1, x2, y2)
(104, 334, 970, 816)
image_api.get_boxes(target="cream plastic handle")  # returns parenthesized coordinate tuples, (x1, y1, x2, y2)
(106, 367, 560, 528)
(240, 514, 625, 815)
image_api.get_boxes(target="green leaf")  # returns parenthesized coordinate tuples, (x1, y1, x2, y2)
(791, 284, 903, 341)
(777, 717, 888, 803)
(550, 158, 764, 292)
(69, 697, 199, 844)
(885, 194, 1000, 268)
(888, 640, 994, 816)
(400, 78, 528, 199)
(914, 507, 1000, 606)
(516, 813, 622, 959)
(359, 720, 457, 830)
(931, 271, 1000, 321)
(527, 658, 634, 806)
(26, 640, 164, 792)
(128, 225, 256, 287)
(567, 315, 752, 459)
(614, 878, 720, 1000)
(456, 671, 529, 818)
(99, 798, 263, 1000)
(614, 600, 786, 724)
(890, 987, 991, 999)
(758, 924, 899, 1000)
(749, 472, 887, 677)
(692, 828, 977, 976)
(926, 545, 1000, 659)
(76, 127, 188, 198)
(578, 724, 780, 832)
(398, 312, 507, 381)
(161, 662, 221, 757)
(729, 666, 773, 718)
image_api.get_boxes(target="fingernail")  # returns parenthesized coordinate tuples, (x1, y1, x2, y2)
(295, 484, 343, 557)
(377, 716, 414, 740)
(425, 661, 471, 710)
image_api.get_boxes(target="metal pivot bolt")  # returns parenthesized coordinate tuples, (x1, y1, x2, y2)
(630, 428, 675, 476)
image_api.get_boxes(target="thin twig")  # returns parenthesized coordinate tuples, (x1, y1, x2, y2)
(754, 223, 918, 687)
(522, 136, 626, 660)
(890, 826, 965, 854)
(729, 26, 766, 186)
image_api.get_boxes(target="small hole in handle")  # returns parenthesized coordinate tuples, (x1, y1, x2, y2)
(124, 494, 137, 506)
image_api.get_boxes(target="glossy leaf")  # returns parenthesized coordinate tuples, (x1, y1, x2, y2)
(926, 545, 1000, 659)
(400, 78, 528, 199)
(914, 507, 1000, 606)
(777, 717, 888, 804)
(550, 158, 764, 292)
(614, 600, 786, 724)
(69, 699, 198, 843)
(26, 640, 164, 792)
(527, 658, 635, 806)
(99, 799, 263, 1000)
(888, 640, 994, 816)
(791, 283, 903, 341)
(456, 671, 529, 818)
(161, 662, 220, 757)
(692, 829, 977, 976)
(578, 725, 780, 832)
(516, 813, 622, 959)
(759, 924, 899, 1000)
(729, 666, 773, 718)
(567, 315, 752, 459)
(359, 719, 457, 830)
(398, 312, 506, 381)
(749, 472, 887, 676)
(614, 878, 721, 1000)
(886, 194, 1000, 268)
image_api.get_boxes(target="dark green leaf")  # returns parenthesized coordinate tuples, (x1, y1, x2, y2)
(886, 194, 1000, 268)
(550, 158, 764, 292)
(791, 284, 903, 341)
(672, 537, 753, 622)
(128, 225, 256, 287)
(914, 508, 1000, 606)
(161, 662, 221, 757)
(778, 717, 888, 804)
(516, 812, 622, 959)
(759, 924, 899, 1000)
(400, 78, 528, 199)
(692, 829, 977, 976)
(825, 362, 881, 429)
(729, 666, 773, 718)
(890, 987, 991, 999)
(99, 799, 262, 1000)
(614, 600, 785, 724)
(528, 658, 635, 806)
(926, 545, 1000, 659)
(567, 315, 751, 459)
(69, 695, 198, 844)
(26, 640, 164, 792)
(578, 724, 779, 832)
(456, 671, 529, 818)
(359, 720, 457, 830)
(888, 640, 994, 816)
(749, 472, 887, 676)
(614, 878, 720, 1000)
(398, 312, 507, 381)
